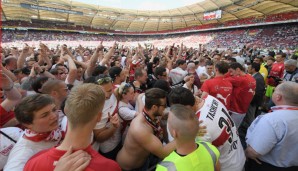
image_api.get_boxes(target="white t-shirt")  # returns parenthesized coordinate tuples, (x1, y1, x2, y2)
(196, 66, 206, 76)
(0, 127, 23, 170)
(4, 136, 60, 171)
(196, 95, 245, 171)
(118, 101, 136, 141)
(169, 67, 187, 86)
(93, 94, 121, 153)
(183, 84, 199, 95)
(118, 101, 136, 121)
(234, 56, 245, 66)
(135, 93, 145, 113)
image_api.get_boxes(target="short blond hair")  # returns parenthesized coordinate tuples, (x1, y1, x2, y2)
(65, 83, 105, 128)
(169, 104, 199, 141)
(41, 79, 64, 94)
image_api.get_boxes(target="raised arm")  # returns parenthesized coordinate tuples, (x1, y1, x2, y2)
(17, 45, 30, 69)
(1, 72, 22, 112)
(85, 41, 104, 77)
(100, 42, 117, 66)
(0, 62, 17, 81)
(177, 42, 183, 59)
(63, 55, 77, 85)
(133, 125, 176, 159)
(40, 43, 53, 70)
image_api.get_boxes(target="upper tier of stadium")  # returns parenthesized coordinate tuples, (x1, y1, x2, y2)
(2, 0, 298, 33)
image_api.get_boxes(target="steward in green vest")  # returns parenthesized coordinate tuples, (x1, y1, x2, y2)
(156, 104, 220, 171)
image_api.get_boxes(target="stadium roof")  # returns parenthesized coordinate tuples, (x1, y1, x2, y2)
(2, 0, 298, 32)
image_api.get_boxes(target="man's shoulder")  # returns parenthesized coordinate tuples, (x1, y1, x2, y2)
(129, 116, 152, 140)
(91, 152, 121, 170)
(23, 148, 53, 171)
(255, 73, 265, 82)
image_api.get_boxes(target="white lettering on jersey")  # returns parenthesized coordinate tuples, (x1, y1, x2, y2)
(216, 93, 230, 106)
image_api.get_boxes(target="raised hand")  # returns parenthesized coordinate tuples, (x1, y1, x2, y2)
(197, 120, 207, 137)
(22, 45, 30, 56)
(96, 41, 104, 53)
(108, 112, 120, 128)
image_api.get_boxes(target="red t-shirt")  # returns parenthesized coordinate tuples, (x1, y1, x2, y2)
(201, 76, 233, 110)
(269, 62, 284, 78)
(24, 145, 121, 171)
(267, 62, 284, 86)
(226, 74, 256, 114)
(0, 105, 15, 127)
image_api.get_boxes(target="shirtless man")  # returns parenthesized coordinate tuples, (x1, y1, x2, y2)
(116, 88, 176, 170)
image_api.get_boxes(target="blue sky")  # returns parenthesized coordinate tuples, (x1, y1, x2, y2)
(74, 0, 203, 10)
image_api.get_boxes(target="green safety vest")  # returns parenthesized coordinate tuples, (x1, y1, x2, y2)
(156, 141, 219, 171)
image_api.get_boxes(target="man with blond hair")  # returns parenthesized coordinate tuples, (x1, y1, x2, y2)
(24, 83, 121, 171)
(156, 104, 220, 171)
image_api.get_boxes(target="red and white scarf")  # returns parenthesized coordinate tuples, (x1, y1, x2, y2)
(23, 127, 65, 142)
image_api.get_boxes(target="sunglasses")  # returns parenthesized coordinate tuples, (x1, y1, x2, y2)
(97, 76, 112, 85)
(120, 83, 132, 94)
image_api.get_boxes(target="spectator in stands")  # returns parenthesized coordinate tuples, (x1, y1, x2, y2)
(117, 88, 176, 170)
(226, 62, 256, 128)
(156, 104, 220, 171)
(245, 82, 298, 171)
(201, 61, 232, 109)
(283, 59, 298, 82)
(24, 83, 121, 171)
(4, 94, 64, 171)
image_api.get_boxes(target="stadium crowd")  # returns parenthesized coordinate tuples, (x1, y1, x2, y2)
(2, 11, 298, 34)
(2, 24, 298, 51)
(1, 21, 298, 171)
